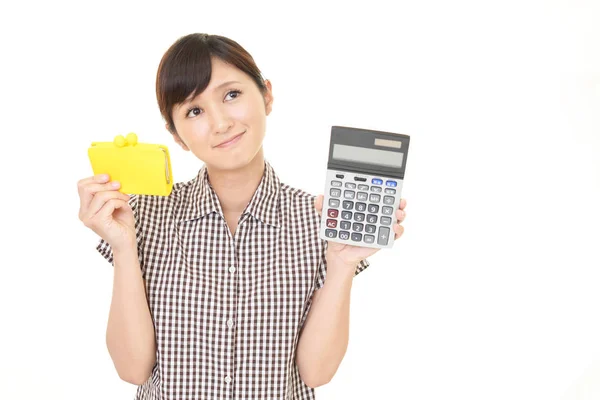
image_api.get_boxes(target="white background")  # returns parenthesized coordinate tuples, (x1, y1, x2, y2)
(0, 0, 599, 399)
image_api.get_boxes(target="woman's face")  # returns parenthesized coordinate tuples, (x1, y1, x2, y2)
(170, 57, 273, 171)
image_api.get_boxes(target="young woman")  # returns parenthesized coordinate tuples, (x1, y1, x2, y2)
(77, 33, 407, 400)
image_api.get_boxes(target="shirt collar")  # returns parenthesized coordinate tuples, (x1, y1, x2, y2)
(179, 160, 281, 228)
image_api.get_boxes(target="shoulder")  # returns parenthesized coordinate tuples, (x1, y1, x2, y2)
(278, 181, 320, 222)
(280, 181, 316, 203)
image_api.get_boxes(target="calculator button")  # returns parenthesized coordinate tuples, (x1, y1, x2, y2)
(369, 194, 381, 203)
(372, 178, 383, 185)
(367, 204, 379, 213)
(367, 214, 378, 224)
(384, 188, 396, 195)
(380, 217, 392, 226)
(340, 221, 351, 230)
(325, 229, 338, 238)
(343, 190, 355, 199)
(386, 180, 397, 187)
(344, 182, 356, 189)
(364, 235, 375, 244)
(356, 192, 368, 201)
(365, 224, 377, 234)
(351, 233, 363, 242)
(352, 223, 364, 232)
(358, 184, 369, 191)
(342, 201, 354, 210)
(370, 186, 382, 193)
(329, 198, 340, 207)
(355, 202, 366, 212)
(341, 211, 352, 220)
(336, 174, 345, 179)
(326, 219, 338, 228)
(382, 206, 394, 216)
(353, 213, 365, 222)
(354, 176, 367, 182)
(327, 209, 339, 218)
(330, 188, 341, 198)
(383, 196, 395, 205)
(331, 180, 342, 187)
(378, 227, 390, 245)
(339, 231, 350, 240)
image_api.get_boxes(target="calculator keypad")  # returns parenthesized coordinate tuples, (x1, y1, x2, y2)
(322, 170, 403, 248)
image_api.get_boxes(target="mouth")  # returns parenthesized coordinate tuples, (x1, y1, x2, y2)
(214, 131, 246, 148)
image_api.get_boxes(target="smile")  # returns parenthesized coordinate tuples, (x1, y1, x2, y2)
(215, 131, 245, 148)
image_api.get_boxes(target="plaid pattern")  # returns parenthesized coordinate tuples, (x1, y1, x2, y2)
(97, 160, 369, 400)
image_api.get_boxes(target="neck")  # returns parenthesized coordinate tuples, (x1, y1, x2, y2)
(206, 149, 266, 215)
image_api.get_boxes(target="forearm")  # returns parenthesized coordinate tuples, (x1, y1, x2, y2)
(106, 245, 156, 385)
(296, 259, 356, 387)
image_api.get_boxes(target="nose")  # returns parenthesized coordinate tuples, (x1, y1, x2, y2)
(210, 104, 234, 135)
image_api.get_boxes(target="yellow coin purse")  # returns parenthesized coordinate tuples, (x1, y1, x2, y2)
(88, 133, 173, 196)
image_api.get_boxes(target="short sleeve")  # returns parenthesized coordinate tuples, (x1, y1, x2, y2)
(314, 240, 370, 291)
(95, 194, 145, 277)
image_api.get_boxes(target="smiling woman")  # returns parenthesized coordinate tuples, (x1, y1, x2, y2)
(156, 34, 272, 175)
(77, 32, 405, 400)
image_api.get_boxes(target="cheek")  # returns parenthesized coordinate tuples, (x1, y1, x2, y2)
(230, 99, 264, 123)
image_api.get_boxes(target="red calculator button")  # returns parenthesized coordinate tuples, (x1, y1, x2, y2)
(326, 219, 338, 228)
(327, 209, 339, 218)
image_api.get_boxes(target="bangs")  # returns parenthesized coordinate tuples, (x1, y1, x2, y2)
(156, 37, 213, 115)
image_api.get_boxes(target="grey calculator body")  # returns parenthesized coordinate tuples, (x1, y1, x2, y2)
(319, 126, 410, 249)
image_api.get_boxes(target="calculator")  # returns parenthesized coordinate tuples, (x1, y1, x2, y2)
(319, 126, 410, 249)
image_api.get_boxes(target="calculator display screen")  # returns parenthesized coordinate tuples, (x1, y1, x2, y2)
(332, 144, 404, 168)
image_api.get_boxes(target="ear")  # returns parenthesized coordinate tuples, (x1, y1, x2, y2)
(166, 123, 190, 151)
(263, 79, 274, 116)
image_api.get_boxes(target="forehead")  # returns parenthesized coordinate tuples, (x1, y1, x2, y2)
(209, 57, 247, 81)
(179, 58, 250, 107)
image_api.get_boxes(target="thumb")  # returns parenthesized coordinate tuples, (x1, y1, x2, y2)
(314, 194, 324, 217)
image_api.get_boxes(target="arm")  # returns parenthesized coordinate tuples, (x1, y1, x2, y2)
(295, 256, 356, 388)
(106, 244, 157, 385)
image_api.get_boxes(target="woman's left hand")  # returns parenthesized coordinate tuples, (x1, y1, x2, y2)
(315, 196, 407, 268)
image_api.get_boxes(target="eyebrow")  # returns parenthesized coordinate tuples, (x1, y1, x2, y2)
(179, 80, 243, 108)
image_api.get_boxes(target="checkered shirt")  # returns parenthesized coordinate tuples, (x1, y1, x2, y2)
(96, 160, 369, 400)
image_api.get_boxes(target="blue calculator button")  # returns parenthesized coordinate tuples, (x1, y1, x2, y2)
(386, 180, 397, 187)
(372, 178, 383, 185)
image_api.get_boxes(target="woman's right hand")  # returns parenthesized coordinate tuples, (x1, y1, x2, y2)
(78, 174, 136, 253)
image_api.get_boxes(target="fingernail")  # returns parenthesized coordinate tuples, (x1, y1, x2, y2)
(111, 181, 120, 188)
(98, 174, 109, 182)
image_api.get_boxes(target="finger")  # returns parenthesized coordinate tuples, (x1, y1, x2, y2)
(79, 180, 126, 214)
(396, 208, 406, 223)
(393, 221, 404, 240)
(315, 194, 324, 217)
(399, 198, 407, 210)
(94, 197, 130, 223)
(83, 189, 130, 221)
(78, 174, 115, 209)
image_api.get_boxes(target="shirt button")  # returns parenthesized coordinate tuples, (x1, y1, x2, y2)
(229, 266, 236, 273)
(225, 375, 232, 384)
(227, 319, 234, 328)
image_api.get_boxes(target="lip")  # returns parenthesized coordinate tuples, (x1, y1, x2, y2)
(215, 131, 246, 148)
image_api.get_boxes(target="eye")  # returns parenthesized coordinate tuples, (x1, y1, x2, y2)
(186, 107, 202, 118)
(225, 89, 242, 101)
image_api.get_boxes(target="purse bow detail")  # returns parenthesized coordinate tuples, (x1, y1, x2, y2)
(114, 132, 138, 147)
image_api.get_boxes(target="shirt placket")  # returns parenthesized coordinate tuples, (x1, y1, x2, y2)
(221, 212, 251, 398)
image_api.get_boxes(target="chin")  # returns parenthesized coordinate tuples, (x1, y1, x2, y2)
(210, 151, 261, 171)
